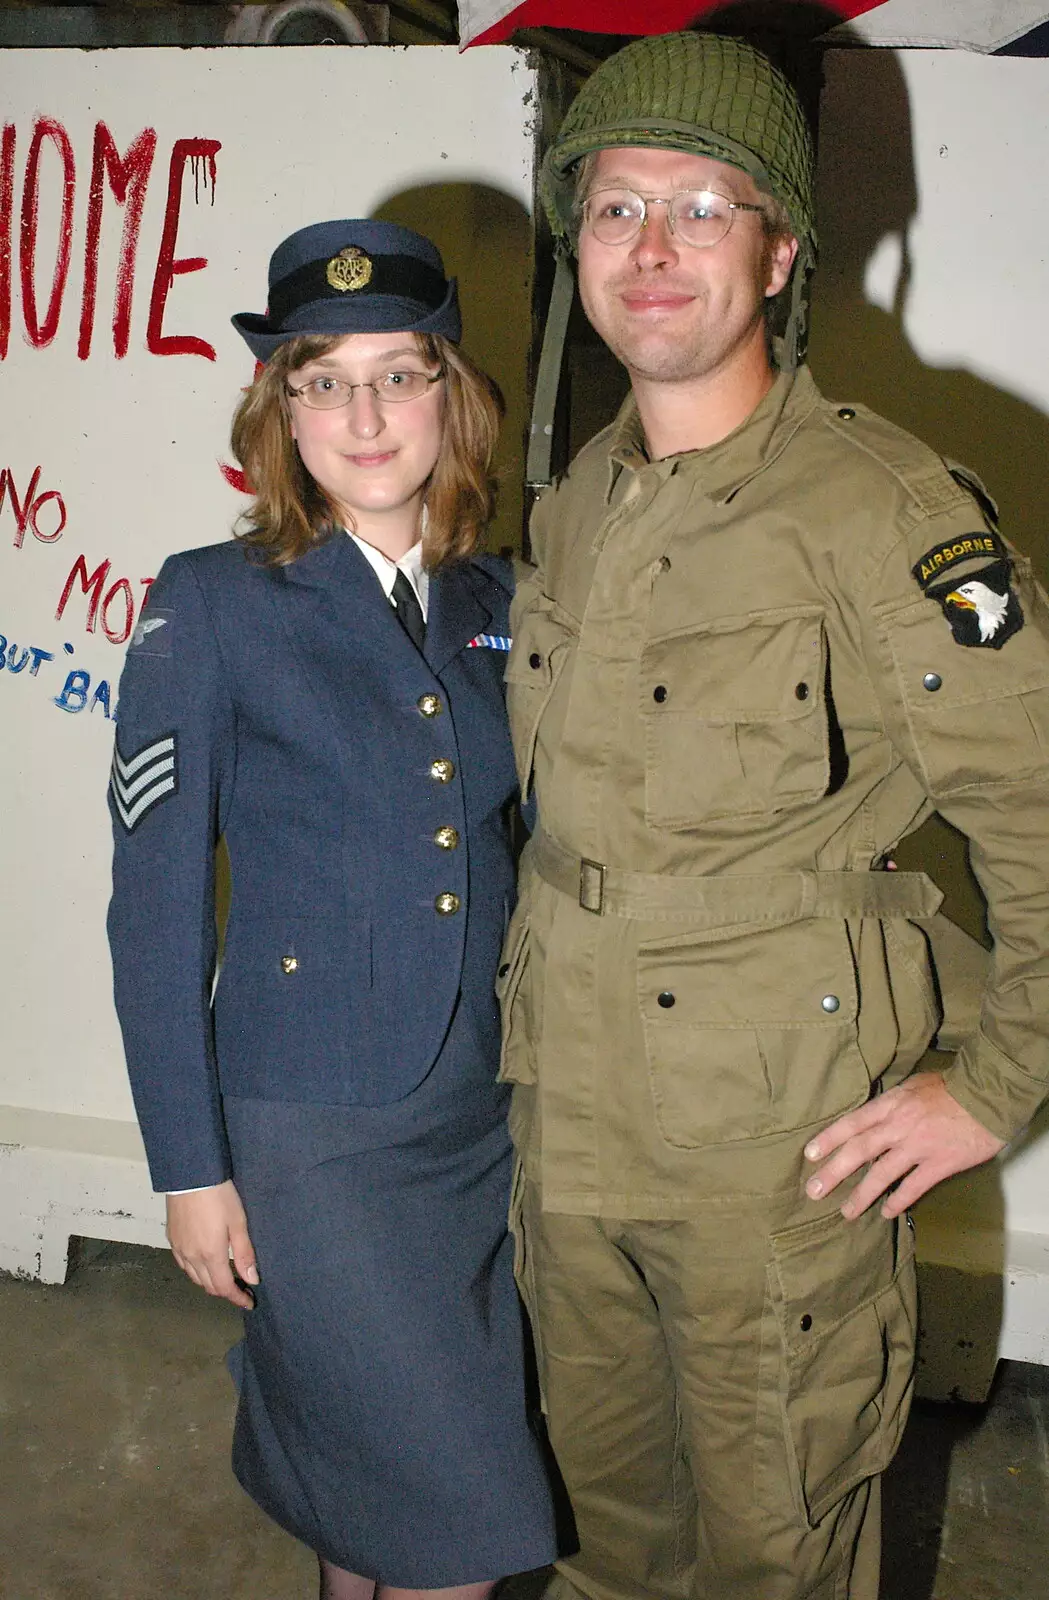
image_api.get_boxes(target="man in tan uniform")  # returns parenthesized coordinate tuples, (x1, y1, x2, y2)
(499, 30, 1049, 1600)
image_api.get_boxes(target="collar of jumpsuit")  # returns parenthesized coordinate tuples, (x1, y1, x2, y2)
(602, 360, 801, 506)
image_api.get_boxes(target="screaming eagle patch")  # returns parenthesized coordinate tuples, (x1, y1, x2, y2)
(911, 536, 1023, 650)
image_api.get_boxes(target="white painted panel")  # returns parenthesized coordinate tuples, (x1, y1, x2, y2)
(0, 46, 537, 1128)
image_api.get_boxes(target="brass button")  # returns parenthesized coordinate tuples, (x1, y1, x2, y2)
(837, 406, 856, 421)
(429, 757, 455, 783)
(653, 684, 668, 704)
(417, 693, 442, 718)
(435, 892, 461, 916)
(434, 825, 460, 850)
(280, 956, 299, 975)
(923, 672, 942, 692)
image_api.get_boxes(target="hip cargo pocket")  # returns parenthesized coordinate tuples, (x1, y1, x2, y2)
(637, 918, 866, 1147)
(495, 904, 537, 1085)
(764, 1205, 917, 1526)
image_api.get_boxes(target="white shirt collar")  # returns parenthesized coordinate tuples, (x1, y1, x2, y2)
(346, 528, 429, 621)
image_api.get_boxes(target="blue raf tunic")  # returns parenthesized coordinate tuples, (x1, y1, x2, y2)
(107, 532, 558, 1585)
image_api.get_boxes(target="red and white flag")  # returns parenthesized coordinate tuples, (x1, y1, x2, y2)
(457, 1, 1049, 52)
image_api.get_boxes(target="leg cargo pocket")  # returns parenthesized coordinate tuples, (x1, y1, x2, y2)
(508, 1160, 547, 1413)
(766, 1205, 917, 1526)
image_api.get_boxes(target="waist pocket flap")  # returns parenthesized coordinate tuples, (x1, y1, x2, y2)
(640, 607, 829, 826)
(505, 604, 576, 800)
(495, 903, 537, 1084)
(637, 918, 865, 1147)
(768, 1206, 917, 1526)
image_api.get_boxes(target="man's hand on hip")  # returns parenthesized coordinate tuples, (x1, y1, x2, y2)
(803, 1070, 1005, 1220)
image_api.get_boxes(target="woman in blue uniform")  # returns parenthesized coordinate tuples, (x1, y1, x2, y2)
(107, 220, 557, 1600)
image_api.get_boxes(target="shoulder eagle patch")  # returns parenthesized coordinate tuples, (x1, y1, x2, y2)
(912, 537, 1023, 650)
(110, 732, 179, 832)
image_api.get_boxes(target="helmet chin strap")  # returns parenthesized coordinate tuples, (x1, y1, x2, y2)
(782, 250, 813, 373)
(526, 248, 576, 493)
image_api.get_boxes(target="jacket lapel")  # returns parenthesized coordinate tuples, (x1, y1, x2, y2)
(425, 563, 493, 676)
(280, 530, 400, 646)
(271, 532, 424, 719)
(276, 533, 495, 678)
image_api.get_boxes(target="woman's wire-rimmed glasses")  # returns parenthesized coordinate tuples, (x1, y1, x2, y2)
(286, 369, 444, 410)
(582, 188, 766, 249)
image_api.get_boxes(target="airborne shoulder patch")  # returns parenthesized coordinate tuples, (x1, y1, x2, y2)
(110, 732, 179, 833)
(912, 533, 1024, 651)
(911, 531, 1006, 589)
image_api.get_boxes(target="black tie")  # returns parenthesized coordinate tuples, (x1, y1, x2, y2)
(391, 569, 426, 651)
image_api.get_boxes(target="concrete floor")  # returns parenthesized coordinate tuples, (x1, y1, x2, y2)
(1, 1244, 1047, 1600)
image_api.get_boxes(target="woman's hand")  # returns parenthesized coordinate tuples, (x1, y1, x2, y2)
(166, 1180, 259, 1309)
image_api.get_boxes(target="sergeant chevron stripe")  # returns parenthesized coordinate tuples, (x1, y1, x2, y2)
(110, 733, 179, 833)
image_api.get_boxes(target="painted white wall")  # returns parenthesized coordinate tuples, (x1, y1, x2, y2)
(811, 48, 1049, 1366)
(0, 44, 537, 1275)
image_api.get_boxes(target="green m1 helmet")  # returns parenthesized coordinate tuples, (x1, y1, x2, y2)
(541, 30, 817, 273)
(527, 32, 817, 489)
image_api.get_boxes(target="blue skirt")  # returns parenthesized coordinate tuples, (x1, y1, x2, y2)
(223, 1013, 558, 1587)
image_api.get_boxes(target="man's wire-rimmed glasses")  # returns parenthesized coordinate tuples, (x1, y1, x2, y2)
(582, 188, 766, 249)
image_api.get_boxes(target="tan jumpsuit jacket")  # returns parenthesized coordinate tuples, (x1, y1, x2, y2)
(498, 366, 1049, 1598)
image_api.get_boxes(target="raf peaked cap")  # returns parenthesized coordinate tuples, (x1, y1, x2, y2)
(232, 218, 461, 360)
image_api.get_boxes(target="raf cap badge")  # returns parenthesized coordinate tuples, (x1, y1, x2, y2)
(326, 245, 373, 293)
(912, 532, 1023, 650)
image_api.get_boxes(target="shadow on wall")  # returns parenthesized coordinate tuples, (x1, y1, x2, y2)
(808, 47, 1049, 564)
(372, 182, 533, 556)
(807, 36, 1049, 1028)
(807, 33, 1049, 1459)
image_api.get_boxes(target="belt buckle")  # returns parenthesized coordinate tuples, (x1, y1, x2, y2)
(579, 858, 605, 914)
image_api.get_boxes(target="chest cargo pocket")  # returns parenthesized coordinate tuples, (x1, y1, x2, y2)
(494, 902, 537, 1085)
(760, 1206, 916, 1526)
(640, 607, 829, 828)
(637, 916, 866, 1148)
(885, 560, 1049, 798)
(505, 602, 576, 800)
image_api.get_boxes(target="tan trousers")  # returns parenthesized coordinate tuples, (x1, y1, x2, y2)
(514, 1179, 916, 1600)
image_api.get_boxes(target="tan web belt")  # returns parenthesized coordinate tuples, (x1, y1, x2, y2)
(526, 829, 944, 925)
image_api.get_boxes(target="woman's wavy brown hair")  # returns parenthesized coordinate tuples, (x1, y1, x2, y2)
(230, 333, 504, 568)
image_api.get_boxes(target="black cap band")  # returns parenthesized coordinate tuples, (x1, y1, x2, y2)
(267, 252, 448, 328)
